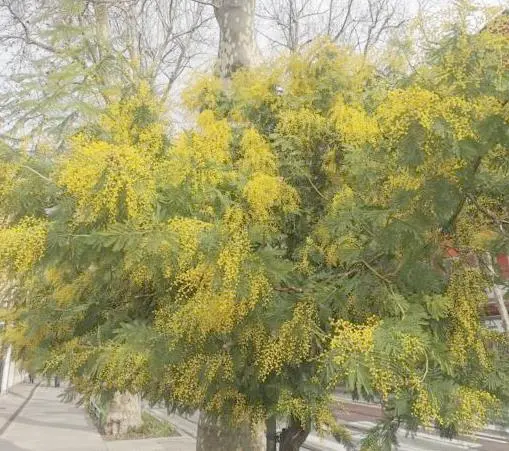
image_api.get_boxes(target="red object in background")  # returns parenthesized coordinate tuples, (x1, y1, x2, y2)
(497, 254, 509, 280)
(444, 246, 460, 258)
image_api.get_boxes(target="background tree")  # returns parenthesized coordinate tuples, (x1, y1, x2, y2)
(257, 0, 409, 55)
(191, 0, 259, 78)
(0, 0, 213, 145)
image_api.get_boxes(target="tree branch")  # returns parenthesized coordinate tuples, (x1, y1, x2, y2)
(466, 193, 509, 234)
(20, 165, 54, 184)
(3, 2, 56, 53)
(362, 259, 392, 285)
(274, 286, 304, 294)
(190, 0, 216, 7)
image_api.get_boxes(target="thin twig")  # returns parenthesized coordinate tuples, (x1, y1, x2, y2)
(303, 173, 326, 200)
(361, 259, 392, 285)
(466, 193, 509, 233)
(21, 165, 53, 184)
(420, 352, 429, 383)
(190, 0, 216, 7)
(274, 286, 304, 294)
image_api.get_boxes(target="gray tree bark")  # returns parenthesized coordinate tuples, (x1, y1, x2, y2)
(279, 416, 310, 451)
(196, 412, 265, 451)
(492, 284, 509, 333)
(265, 416, 277, 451)
(485, 253, 509, 334)
(104, 392, 142, 437)
(94, 1, 111, 58)
(214, 0, 258, 78)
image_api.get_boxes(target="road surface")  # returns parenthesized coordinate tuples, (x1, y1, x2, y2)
(151, 399, 509, 451)
(332, 398, 509, 451)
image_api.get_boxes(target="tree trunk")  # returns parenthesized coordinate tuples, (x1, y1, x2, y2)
(266, 415, 277, 451)
(493, 284, 509, 333)
(93, 0, 116, 102)
(279, 416, 310, 451)
(104, 392, 142, 437)
(94, 1, 111, 59)
(485, 253, 509, 333)
(1, 345, 12, 394)
(196, 412, 265, 451)
(214, 0, 258, 78)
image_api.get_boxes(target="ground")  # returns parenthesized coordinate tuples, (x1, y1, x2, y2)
(0, 383, 507, 450)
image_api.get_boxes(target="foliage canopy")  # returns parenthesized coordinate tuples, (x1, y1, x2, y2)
(2, 19, 509, 450)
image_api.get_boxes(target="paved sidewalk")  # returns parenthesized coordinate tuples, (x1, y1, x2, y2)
(105, 437, 195, 451)
(0, 383, 39, 438)
(0, 383, 107, 450)
(0, 384, 195, 451)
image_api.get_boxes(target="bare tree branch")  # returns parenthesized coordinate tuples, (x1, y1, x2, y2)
(190, 0, 217, 7)
(0, 0, 216, 143)
(258, 0, 410, 56)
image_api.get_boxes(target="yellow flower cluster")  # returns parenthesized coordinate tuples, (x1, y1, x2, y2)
(330, 318, 378, 366)
(321, 270, 501, 431)
(445, 267, 489, 368)
(169, 111, 232, 190)
(331, 319, 436, 406)
(370, 334, 429, 401)
(257, 301, 317, 381)
(376, 88, 503, 149)
(376, 87, 480, 143)
(0, 217, 47, 272)
(99, 346, 150, 392)
(44, 267, 63, 285)
(438, 97, 477, 141)
(182, 75, 222, 111)
(376, 88, 439, 139)
(100, 81, 165, 153)
(331, 186, 355, 210)
(206, 388, 266, 427)
(47, 339, 94, 380)
(231, 65, 283, 110)
(217, 208, 250, 292)
(310, 227, 360, 268)
(401, 334, 427, 364)
(238, 320, 269, 361)
(53, 283, 77, 306)
(383, 170, 423, 196)
(455, 198, 501, 250)
(160, 210, 270, 340)
(130, 264, 152, 286)
(331, 99, 379, 147)
(443, 387, 500, 433)
(165, 358, 207, 408)
(51, 271, 94, 307)
(165, 352, 235, 409)
(243, 272, 272, 313)
(60, 139, 156, 224)
(57, 84, 168, 224)
(285, 40, 371, 101)
(187, 292, 238, 337)
(195, 111, 232, 164)
(276, 389, 334, 433)
(277, 390, 312, 421)
(243, 173, 299, 223)
(0, 159, 20, 205)
(168, 217, 211, 271)
(412, 384, 440, 427)
(276, 108, 329, 152)
(301, 190, 362, 267)
(237, 128, 277, 175)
